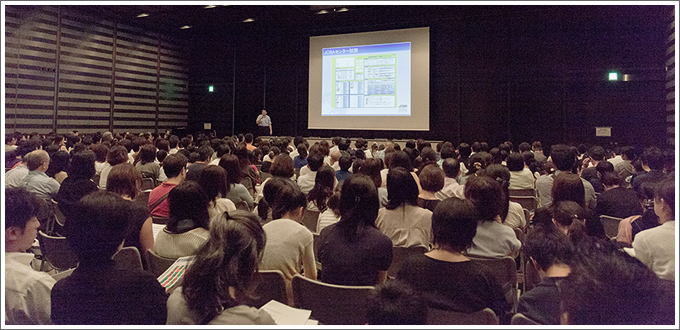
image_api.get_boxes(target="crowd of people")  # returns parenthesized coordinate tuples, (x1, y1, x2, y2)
(4, 129, 676, 325)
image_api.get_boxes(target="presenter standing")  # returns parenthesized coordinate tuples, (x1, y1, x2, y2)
(256, 109, 272, 137)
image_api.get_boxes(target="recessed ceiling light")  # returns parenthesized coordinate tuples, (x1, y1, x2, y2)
(337, 8, 348, 12)
(317, 10, 328, 14)
(243, 18, 255, 23)
(204, 5, 216, 9)
(180, 25, 191, 29)
(136, 13, 149, 18)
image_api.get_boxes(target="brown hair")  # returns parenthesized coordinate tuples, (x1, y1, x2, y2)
(106, 163, 142, 199)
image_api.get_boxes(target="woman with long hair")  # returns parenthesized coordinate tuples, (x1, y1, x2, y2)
(135, 143, 160, 181)
(318, 174, 393, 286)
(56, 150, 99, 222)
(46, 150, 69, 184)
(376, 167, 432, 248)
(154, 181, 212, 259)
(463, 175, 521, 258)
(218, 154, 254, 211)
(306, 165, 336, 212)
(479, 164, 526, 230)
(197, 165, 237, 219)
(359, 158, 388, 207)
(258, 177, 317, 304)
(106, 163, 154, 257)
(166, 210, 275, 325)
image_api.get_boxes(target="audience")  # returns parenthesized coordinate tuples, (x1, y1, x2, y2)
(479, 164, 526, 230)
(358, 158, 388, 207)
(535, 144, 596, 210)
(417, 164, 445, 212)
(306, 165, 336, 212)
(296, 150, 325, 194)
(335, 152, 353, 182)
(616, 182, 660, 245)
(135, 143, 160, 181)
(595, 171, 642, 219)
(45, 150, 69, 184)
(434, 158, 465, 200)
(376, 167, 433, 249)
(197, 165, 237, 218)
(184, 145, 213, 182)
(507, 152, 535, 190)
(51, 191, 167, 324)
(98, 145, 129, 189)
(55, 150, 99, 222)
(148, 153, 186, 218)
(5, 188, 56, 325)
(20, 150, 60, 202)
(397, 197, 509, 317)
(318, 174, 393, 286)
(218, 154, 255, 211)
(366, 280, 427, 325)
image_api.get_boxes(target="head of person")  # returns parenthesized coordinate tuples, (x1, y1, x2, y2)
(654, 178, 675, 223)
(478, 164, 511, 221)
(642, 146, 664, 171)
(198, 165, 230, 202)
(386, 167, 419, 209)
(337, 174, 380, 239)
(441, 158, 460, 179)
(589, 146, 605, 162)
(595, 160, 614, 177)
(261, 109, 267, 116)
(106, 163, 142, 199)
(25, 149, 50, 172)
(550, 144, 576, 171)
(259, 177, 306, 221)
(467, 152, 489, 175)
(163, 153, 188, 180)
(488, 148, 501, 164)
(600, 171, 621, 188)
(308, 165, 336, 211)
(296, 143, 308, 159)
(138, 144, 157, 164)
(523, 227, 574, 273)
(389, 150, 412, 172)
(506, 152, 525, 171)
(552, 173, 585, 207)
(419, 164, 445, 193)
(464, 175, 503, 223)
(46, 150, 69, 176)
(620, 146, 636, 161)
(181, 210, 265, 325)
(244, 133, 253, 144)
(218, 154, 242, 186)
(64, 191, 132, 264)
(338, 152, 353, 171)
(551, 200, 586, 237)
(518, 142, 532, 153)
(358, 158, 383, 188)
(307, 150, 325, 171)
(366, 280, 427, 325)
(167, 180, 211, 232)
(431, 197, 479, 254)
(197, 145, 214, 163)
(106, 145, 130, 166)
(269, 154, 295, 179)
(5, 187, 42, 252)
(68, 150, 96, 180)
(560, 247, 664, 325)
(522, 151, 536, 167)
(419, 147, 438, 166)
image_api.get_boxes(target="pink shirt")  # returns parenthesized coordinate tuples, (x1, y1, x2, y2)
(148, 182, 177, 217)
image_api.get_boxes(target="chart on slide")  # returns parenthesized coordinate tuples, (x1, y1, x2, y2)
(321, 42, 411, 116)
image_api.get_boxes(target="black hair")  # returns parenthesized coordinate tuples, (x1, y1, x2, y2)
(478, 164, 511, 222)
(46, 150, 69, 178)
(197, 145, 214, 162)
(550, 144, 576, 171)
(441, 158, 460, 178)
(389, 150, 412, 172)
(218, 154, 242, 186)
(259, 177, 306, 221)
(198, 165, 230, 202)
(68, 150, 96, 180)
(419, 164, 445, 193)
(138, 144, 157, 164)
(431, 197, 479, 252)
(269, 154, 295, 178)
(506, 152, 525, 171)
(366, 280, 427, 325)
(522, 227, 574, 271)
(385, 167, 419, 210)
(655, 178, 675, 214)
(167, 181, 211, 233)
(5, 187, 40, 230)
(307, 150, 325, 171)
(552, 173, 585, 207)
(464, 175, 503, 222)
(338, 152, 352, 171)
(642, 147, 664, 171)
(336, 174, 380, 241)
(307, 165, 336, 212)
(163, 153, 188, 178)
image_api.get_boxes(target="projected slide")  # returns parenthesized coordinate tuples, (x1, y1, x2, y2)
(321, 42, 411, 116)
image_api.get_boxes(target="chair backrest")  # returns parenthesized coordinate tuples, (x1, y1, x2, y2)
(51, 199, 67, 227)
(427, 307, 499, 325)
(141, 177, 156, 191)
(37, 230, 79, 271)
(387, 246, 428, 278)
(524, 259, 541, 293)
(145, 249, 178, 278)
(508, 188, 536, 197)
(313, 233, 320, 261)
(292, 274, 374, 325)
(245, 270, 289, 308)
(523, 208, 531, 226)
(301, 209, 320, 233)
(152, 216, 170, 225)
(470, 256, 518, 311)
(600, 215, 623, 240)
(511, 312, 542, 325)
(509, 196, 537, 212)
(112, 246, 143, 270)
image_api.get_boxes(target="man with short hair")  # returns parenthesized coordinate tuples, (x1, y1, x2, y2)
(630, 146, 667, 192)
(532, 141, 547, 163)
(255, 109, 272, 137)
(335, 152, 353, 182)
(614, 146, 636, 181)
(148, 153, 187, 218)
(20, 150, 60, 202)
(580, 145, 606, 192)
(296, 151, 325, 194)
(5, 187, 56, 325)
(5, 145, 40, 188)
(435, 158, 465, 200)
(184, 145, 213, 182)
(535, 144, 597, 209)
(168, 135, 180, 154)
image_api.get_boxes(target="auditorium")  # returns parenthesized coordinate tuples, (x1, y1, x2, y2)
(3, 3, 678, 326)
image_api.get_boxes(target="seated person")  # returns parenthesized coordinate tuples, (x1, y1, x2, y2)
(616, 182, 659, 245)
(51, 191, 167, 324)
(148, 153, 187, 218)
(632, 178, 675, 281)
(376, 167, 432, 249)
(317, 190, 341, 232)
(366, 280, 427, 325)
(397, 197, 509, 317)
(517, 228, 574, 325)
(166, 211, 275, 325)
(306, 165, 336, 212)
(417, 164, 445, 212)
(318, 174, 393, 286)
(595, 171, 642, 219)
(5, 188, 56, 325)
(134, 144, 160, 181)
(154, 181, 211, 259)
(218, 154, 255, 211)
(464, 176, 521, 258)
(335, 152, 353, 182)
(197, 165, 237, 217)
(257, 177, 317, 304)
(55, 150, 99, 223)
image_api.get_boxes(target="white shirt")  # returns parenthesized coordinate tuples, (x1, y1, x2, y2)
(376, 204, 432, 248)
(4, 252, 56, 325)
(5, 163, 29, 188)
(466, 220, 521, 259)
(208, 198, 237, 221)
(317, 209, 341, 233)
(504, 201, 526, 230)
(435, 177, 465, 200)
(296, 171, 317, 194)
(256, 114, 271, 127)
(607, 155, 624, 167)
(633, 221, 675, 281)
(509, 168, 535, 190)
(260, 218, 315, 282)
(153, 227, 210, 259)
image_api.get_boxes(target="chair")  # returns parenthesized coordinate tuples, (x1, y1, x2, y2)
(524, 260, 541, 293)
(387, 246, 428, 278)
(523, 208, 531, 226)
(470, 256, 518, 312)
(511, 312, 541, 325)
(301, 209, 320, 233)
(37, 230, 79, 271)
(294, 168, 300, 180)
(245, 270, 289, 308)
(146, 249, 178, 278)
(509, 196, 537, 212)
(292, 274, 374, 325)
(427, 307, 499, 325)
(600, 215, 624, 240)
(141, 177, 156, 191)
(152, 216, 170, 225)
(112, 246, 143, 270)
(234, 200, 250, 211)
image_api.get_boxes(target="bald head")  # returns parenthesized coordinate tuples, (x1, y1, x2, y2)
(26, 150, 49, 171)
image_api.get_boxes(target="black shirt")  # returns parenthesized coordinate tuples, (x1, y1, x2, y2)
(595, 186, 643, 219)
(517, 276, 564, 325)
